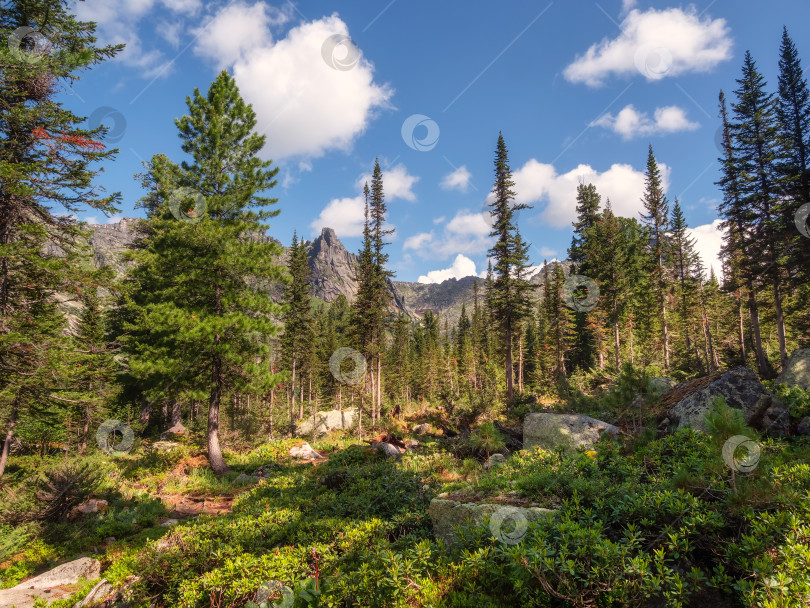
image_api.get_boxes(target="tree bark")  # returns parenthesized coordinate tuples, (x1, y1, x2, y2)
(0, 403, 18, 477)
(505, 321, 514, 401)
(207, 354, 229, 474)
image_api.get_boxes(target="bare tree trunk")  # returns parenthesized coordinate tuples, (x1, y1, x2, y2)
(0, 403, 18, 476)
(505, 322, 514, 401)
(517, 333, 524, 395)
(299, 380, 304, 421)
(773, 278, 788, 369)
(207, 354, 229, 474)
(613, 316, 621, 368)
(747, 286, 774, 378)
(737, 290, 747, 362)
(139, 395, 151, 428)
(377, 358, 382, 421)
(79, 402, 90, 455)
(290, 357, 296, 425)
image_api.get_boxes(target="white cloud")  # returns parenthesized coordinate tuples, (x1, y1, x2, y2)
(496, 158, 670, 229)
(433, 216, 445, 225)
(308, 196, 365, 237)
(688, 219, 726, 279)
(592, 105, 699, 139)
(418, 254, 478, 284)
(192, 2, 282, 68)
(564, 7, 732, 86)
(193, 9, 393, 160)
(440, 166, 472, 192)
(621, 0, 637, 14)
(404, 209, 492, 259)
(355, 164, 419, 201)
(72, 0, 202, 78)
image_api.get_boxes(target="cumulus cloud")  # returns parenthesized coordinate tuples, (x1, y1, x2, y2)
(493, 158, 670, 228)
(308, 196, 365, 238)
(404, 209, 491, 259)
(194, 8, 393, 160)
(688, 219, 726, 278)
(564, 6, 733, 86)
(592, 105, 699, 139)
(310, 163, 417, 236)
(440, 166, 473, 192)
(73, 0, 202, 78)
(418, 254, 479, 284)
(355, 164, 419, 201)
(621, 0, 637, 14)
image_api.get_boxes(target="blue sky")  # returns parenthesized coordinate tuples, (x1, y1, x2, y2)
(62, 0, 810, 283)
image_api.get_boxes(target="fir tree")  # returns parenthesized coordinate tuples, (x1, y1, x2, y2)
(487, 133, 533, 401)
(281, 232, 314, 424)
(0, 1, 122, 475)
(639, 145, 672, 370)
(732, 51, 789, 369)
(669, 200, 703, 372)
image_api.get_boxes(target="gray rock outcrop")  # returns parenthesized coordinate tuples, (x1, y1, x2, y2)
(296, 409, 357, 436)
(523, 413, 619, 451)
(776, 349, 810, 391)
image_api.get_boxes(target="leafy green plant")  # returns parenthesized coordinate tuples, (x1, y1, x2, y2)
(467, 422, 505, 459)
(704, 396, 755, 442)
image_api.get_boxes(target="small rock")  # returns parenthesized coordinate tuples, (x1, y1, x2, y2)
(289, 442, 322, 460)
(151, 441, 181, 452)
(296, 409, 357, 436)
(160, 519, 179, 527)
(73, 578, 113, 608)
(160, 422, 188, 441)
(374, 442, 405, 457)
(103, 536, 116, 545)
(74, 498, 109, 515)
(403, 439, 420, 449)
(411, 423, 432, 435)
(485, 454, 507, 469)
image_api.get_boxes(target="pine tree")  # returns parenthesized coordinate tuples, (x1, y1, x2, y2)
(123, 71, 285, 474)
(542, 261, 573, 379)
(568, 182, 601, 370)
(587, 201, 628, 368)
(717, 89, 773, 377)
(0, 1, 122, 475)
(281, 232, 314, 424)
(487, 133, 534, 401)
(669, 200, 703, 372)
(776, 27, 810, 281)
(639, 145, 672, 370)
(732, 51, 789, 369)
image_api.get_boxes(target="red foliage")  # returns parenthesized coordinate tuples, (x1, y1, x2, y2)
(32, 127, 106, 151)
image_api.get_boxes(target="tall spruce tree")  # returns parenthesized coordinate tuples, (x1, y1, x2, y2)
(669, 200, 703, 372)
(281, 232, 314, 424)
(717, 90, 773, 377)
(776, 27, 810, 281)
(487, 133, 533, 401)
(568, 182, 601, 370)
(732, 51, 789, 369)
(639, 145, 672, 370)
(123, 71, 285, 474)
(0, 1, 122, 475)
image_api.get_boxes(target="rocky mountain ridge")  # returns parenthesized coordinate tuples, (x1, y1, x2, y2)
(80, 219, 571, 326)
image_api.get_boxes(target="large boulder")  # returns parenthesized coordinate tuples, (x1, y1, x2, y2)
(523, 413, 619, 451)
(13, 557, 101, 589)
(659, 367, 789, 435)
(296, 409, 357, 436)
(73, 578, 113, 608)
(648, 376, 677, 394)
(429, 497, 554, 545)
(160, 422, 187, 441)
(776, 349, 810, 391)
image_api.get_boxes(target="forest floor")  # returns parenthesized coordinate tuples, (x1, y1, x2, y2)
(1, 408, 809, 607)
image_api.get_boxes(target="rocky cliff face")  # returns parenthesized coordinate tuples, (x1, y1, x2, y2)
(80, 219, 571, 326)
